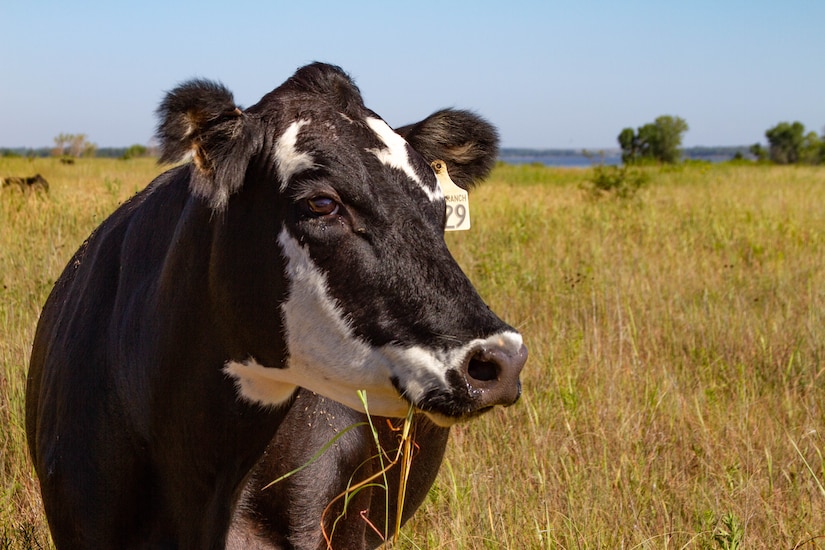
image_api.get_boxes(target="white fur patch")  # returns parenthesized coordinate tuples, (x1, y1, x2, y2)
(222, 226, 524, 422)
(275, 119, 315, 191)
(223, 360, 297, 407)
(224, 227, 412, 417)
(365, 117, 442, 202)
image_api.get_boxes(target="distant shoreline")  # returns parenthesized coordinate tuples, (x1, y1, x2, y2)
(499, 146, 753, 167)
(1, 146, 754, 167)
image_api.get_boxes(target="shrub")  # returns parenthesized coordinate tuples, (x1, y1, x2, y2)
(581, 163, 648, 199)
(121, 144, 149, 160)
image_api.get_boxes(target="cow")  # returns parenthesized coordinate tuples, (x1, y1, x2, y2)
(1, 173, 49, 191)
(26, 62, 527, 549)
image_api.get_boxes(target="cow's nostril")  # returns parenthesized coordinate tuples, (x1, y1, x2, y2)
(467, 356, 499, 382)
(458, 339, 527, 413)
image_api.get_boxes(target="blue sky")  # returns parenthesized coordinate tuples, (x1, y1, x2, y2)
(2, 0, 823, 149)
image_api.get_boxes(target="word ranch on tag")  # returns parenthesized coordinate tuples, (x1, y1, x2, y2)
(431, 160, 470, 231)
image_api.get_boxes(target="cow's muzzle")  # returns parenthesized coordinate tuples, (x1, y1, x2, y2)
(462, 338, 528, 410)
(417, 333, 528, 426)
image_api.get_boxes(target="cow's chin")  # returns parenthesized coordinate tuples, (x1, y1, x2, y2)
(417, 404, 498, 428)
(419, 410, 460, 428)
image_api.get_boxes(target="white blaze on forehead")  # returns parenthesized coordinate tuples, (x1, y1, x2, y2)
(365, 117, 442, 202)
(275, 119, 315, 191)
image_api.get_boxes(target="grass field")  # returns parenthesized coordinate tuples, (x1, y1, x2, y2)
(1, 158, 823, 548)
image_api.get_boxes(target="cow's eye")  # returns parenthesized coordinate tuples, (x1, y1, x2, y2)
(305, 196, 339, 216)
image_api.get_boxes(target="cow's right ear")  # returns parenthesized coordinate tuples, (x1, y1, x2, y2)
(396, 109, 499, 190)
(156, 79, 261, 209)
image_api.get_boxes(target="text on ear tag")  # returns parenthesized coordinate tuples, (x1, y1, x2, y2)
(431, 160, 470, 231)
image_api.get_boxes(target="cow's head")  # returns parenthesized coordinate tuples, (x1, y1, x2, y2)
(156, 63, 526, 426)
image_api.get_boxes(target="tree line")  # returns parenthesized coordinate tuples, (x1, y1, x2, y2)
(619, 117, 825, 165)
(1, 139, 155, 160)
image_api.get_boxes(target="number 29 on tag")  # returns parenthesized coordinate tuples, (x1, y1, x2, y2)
(431, 160, 471, 231)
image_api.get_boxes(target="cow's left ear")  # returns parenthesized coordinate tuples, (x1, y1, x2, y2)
(156, 79, 261, 209)
(396, 109, 499, 190)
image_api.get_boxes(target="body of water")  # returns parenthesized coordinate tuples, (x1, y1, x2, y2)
(498, 147, 748, 167)
(498, 151, 620, 167)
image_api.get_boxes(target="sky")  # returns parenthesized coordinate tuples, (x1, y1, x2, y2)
(2, 0, 824, 150)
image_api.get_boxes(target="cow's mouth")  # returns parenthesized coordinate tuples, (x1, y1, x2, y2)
(400, 338, 527, 427)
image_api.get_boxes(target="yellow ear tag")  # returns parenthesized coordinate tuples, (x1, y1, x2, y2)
(431, 160, 470, 231)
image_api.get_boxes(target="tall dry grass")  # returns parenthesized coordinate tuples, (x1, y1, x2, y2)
(1, 159, 823, 548)
(401, 163, 825, 549)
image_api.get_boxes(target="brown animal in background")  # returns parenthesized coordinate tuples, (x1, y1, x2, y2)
(1, 173, 49, 191)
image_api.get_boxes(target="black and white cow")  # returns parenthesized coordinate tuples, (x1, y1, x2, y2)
(26, 63, 527, 549)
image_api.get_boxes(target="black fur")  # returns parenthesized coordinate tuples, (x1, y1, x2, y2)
(156, 79, 261, 209)
(283, 62, 368, 116)
(397, 109, 499, 190)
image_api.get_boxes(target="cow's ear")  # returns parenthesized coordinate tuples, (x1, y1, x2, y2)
(156, 79, 261, 209)
(396, 109, 499, 190)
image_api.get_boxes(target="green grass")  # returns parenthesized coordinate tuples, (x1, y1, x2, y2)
(2, 159, 824, 548)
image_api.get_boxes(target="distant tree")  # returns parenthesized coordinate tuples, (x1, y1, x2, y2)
(800, 131, 822, 164)
(749, 143, 768, 162)
(617, 115, 688, 164)
(652, 115, 689, 163)
(52, 133, 72, 157)
(765, 121, 824, 165)
(635, 122, 659, 160)
(617, 127, 639, 164)
(83, 142, 97, 158)
(52, 133, 97, 158)
(71, 134, 96, 158)
(765, 121, 806, 164)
